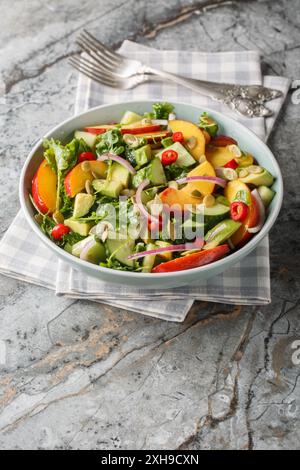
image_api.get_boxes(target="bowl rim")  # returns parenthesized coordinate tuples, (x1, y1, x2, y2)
(19, 99, 283, 280)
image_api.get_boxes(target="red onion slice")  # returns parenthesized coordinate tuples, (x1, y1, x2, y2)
(97, 152, 136, 175)
(176, 175, 227, 188)
(128, 239, 204, 260)
(247, 189, 266, 234)
(80, 239, 96, 261)
(135, 179, 159, 223)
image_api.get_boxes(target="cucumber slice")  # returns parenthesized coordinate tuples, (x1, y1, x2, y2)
(258, 186, 275, 207)
(204, 219, 241, 249)
(157, 142, 196, 168)
(106, 237, 136, 268)
(190, 203, 230, 232)
(149, 158, 167, 185)
(74, 130, 97, 148)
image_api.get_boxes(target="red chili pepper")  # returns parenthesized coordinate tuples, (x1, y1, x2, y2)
(211, 135, 238, 147)
(51, 224, 70, 240)
(161, 149, 178, 166)
(230, 201, 249, 222)
(172, 132, 184, 143)
(224, 159, 238, 170)
(148, 215, 163, 232)
(78, 152, 96, 163)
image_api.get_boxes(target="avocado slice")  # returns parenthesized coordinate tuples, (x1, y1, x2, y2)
(110, 162, 130, 187)
(64, 219, 94, 236)
(134, 144, 152, 168)
(132, 157, 167, 188)
(106, 236, 136, 268)
(157, 142, 196, 168)
(120, 110, 142, 125)
(240, 167, 274, 187)
(258, 185, 275, 207)
(141, 187, 159, 204)
(92, 179, 124, 198)
(73, 193, 95, 218)
(204, 219, 241, 250)
(142, 243, 157, 273)
(203, 203, 230, 231)
(74, 130, 97, 148)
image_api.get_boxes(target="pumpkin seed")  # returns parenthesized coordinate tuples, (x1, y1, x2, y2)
(203, 194, 215, 208)
(53, 211, 64, 224)
(186, 136, 197, 150)
(85, 180, 94, 195)
(81, 161, 91, 172)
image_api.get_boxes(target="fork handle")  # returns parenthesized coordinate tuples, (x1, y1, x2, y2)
(142, 66, 274, 118)
(144, 65, 225, 100)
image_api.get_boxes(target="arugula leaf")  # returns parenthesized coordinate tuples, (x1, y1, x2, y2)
(59, 186, 73, 217)
(152, 102, 174, 119)
(96, 129, 125, 156)
(40, 214, 55, 238)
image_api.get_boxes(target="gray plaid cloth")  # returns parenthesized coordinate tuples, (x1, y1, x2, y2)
(0, 41, 291, 322)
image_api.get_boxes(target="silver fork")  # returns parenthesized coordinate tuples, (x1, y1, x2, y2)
(70, 30, 283, 118)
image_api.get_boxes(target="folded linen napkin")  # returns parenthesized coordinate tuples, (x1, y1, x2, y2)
(0, 41, 291, 321)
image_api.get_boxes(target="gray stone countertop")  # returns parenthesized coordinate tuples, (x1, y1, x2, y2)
(0, 0, 299, 450)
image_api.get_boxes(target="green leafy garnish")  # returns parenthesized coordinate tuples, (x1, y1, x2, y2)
(152, 102, 174, 119)
(44, 138, 79, 211)
(164, 164, 189, 181)
(234, 190, 251, 205)
(96, 129, 125, 156)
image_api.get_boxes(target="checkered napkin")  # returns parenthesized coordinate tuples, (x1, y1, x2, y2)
(0, 41, 291, 322)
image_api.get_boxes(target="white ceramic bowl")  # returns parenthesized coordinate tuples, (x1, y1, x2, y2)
(19, 101, 283, 289)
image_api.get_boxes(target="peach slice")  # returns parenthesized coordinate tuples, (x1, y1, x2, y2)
(168, 120, 206, 160)
(206, 145, 237, 168)
(160, 161, 216, 208)
(182, 160, 216, 197)
(64, 161, 107, 198)
(160, 187, 202, 208)
(32, 160, 57, 214)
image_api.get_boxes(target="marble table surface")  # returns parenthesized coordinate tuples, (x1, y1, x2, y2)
(0, 0, 299, 450)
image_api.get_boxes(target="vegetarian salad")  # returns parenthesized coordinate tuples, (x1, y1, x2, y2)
(31, 102, 276, 273)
